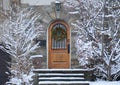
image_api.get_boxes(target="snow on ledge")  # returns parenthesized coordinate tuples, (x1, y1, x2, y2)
(21, 0, 55, 5)
(39, 81, 90, 84)
(30, 55, 43, 59)
(33, 68, 95, 72)
(55, 0, 60, 3)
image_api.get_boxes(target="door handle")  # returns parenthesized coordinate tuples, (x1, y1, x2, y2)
(68, 44, 70, 54)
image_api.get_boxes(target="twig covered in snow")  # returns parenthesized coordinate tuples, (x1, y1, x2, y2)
(0, 7, 43, 84)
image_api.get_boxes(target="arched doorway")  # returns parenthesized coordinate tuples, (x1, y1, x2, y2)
(48, 20, 70, 69)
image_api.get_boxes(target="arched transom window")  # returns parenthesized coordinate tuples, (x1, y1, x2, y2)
(51, 23, 67, 49)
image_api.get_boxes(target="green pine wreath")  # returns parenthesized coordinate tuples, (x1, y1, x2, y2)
(52, 27, 67, 41)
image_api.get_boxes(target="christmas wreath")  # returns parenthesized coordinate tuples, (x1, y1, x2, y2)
(52, 27, 67, 41)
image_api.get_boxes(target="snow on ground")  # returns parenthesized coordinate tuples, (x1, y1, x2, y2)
(39, 81, 120, 85)
(90, 81, 120, 85)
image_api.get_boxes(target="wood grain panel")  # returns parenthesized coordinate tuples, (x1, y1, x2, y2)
(48, 20, 70, 69)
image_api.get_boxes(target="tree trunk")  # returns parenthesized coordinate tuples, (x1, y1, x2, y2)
(107, 64, 112, 81)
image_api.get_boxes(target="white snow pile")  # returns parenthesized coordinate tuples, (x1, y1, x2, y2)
(6, 72, 34, 85)
(90, 81, 120, 85)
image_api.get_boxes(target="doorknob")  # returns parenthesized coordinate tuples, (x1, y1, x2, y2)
(68, 44, 70, 54)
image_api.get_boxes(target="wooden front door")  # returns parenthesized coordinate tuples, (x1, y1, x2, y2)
(48, 20, 70, 69)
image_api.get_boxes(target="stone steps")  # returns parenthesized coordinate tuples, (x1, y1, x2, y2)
(33, 69, 90, 85)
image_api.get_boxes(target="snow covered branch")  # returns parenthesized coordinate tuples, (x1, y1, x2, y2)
(0, 7, 43, 84)
(65, 0, 120, 80)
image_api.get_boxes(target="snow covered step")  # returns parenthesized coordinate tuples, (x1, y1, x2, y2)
(38, 73, 84, 77)
(33, 69, 91, 85)
(34, 69, 91, 73)
(39, 77, 85, 81)
(39, 81, 90, 85)
(38, 73, 85, 81)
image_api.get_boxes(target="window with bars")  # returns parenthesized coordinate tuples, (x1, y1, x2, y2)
(52, 23, 67, 49)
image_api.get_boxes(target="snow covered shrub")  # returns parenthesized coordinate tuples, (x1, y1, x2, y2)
(64, 0, 120, 81)
(75, 36, 95, 68)
(0, 7, 43, 84)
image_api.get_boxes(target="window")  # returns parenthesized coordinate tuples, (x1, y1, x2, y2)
(52, 23, 67, 49)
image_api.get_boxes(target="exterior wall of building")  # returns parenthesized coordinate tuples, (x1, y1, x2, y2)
(0, 0, 79, 69)
(33, 3, 79, 69)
